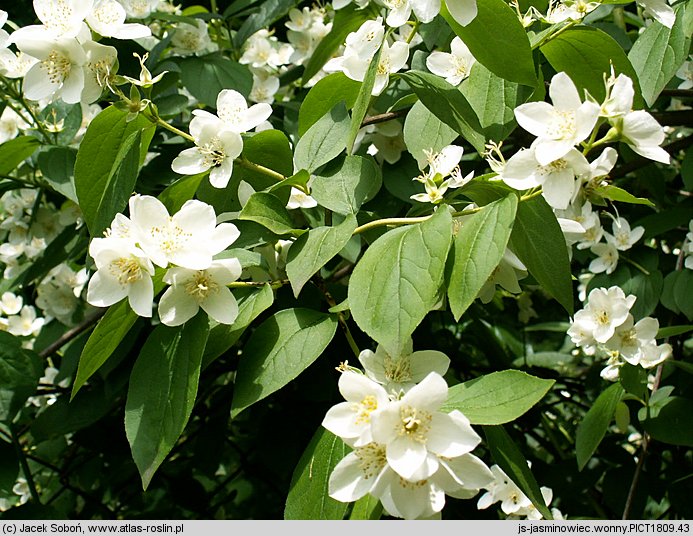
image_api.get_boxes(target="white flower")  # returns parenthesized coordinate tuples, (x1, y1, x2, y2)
(86, 238, 155, 317)
(322, 371, 391, 447)
(158, 258, 242, 327)
(240, 29, 293, 69)
(328, 442, 389, 503)
(0, 107, 30, 144)
(500, 146, 589, 210)
(446, 0, 478, 26)
(1, 291, 23, 315)
(543, 0, 600, 23)
(589, 242, 619, 275)
(676, 56, 693, 90)
(411, 145, 472, 203)
(358, 339, 450, 394)
(286, 187, 318, 210)
(514, 72, 600, 166)
(604, 216, 644, 251)
(568, 286, 636, 345)
(7, 305, 44, 337)
(601, 74, 670, 164)
(478, 465, 532, 515)
(636, 0, 675, 28)
(170, 19, 215, 56)
(118, 0, 160, 19)
(81, 40, 118, 104)
(605, 314, 658, 364)
(477, 248, 527, 303)
(128, 195, 240, 269)
(193, 89, 272, 134)
(426, 36, 476, 86)
(345, 18, 385, 60)
(249, 71, 280, 104)
(171, 115, 243, 188)
(12, 30, 87, 103)
(342, 40, 409, 96)
(637, 340, 672, 369)
(32, 0, 94, 38)
(86, 0, 151, 39)
(371, 372, 482, 482)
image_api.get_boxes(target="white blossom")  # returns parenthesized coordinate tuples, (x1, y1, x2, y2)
(514, 72, 600, 166)
(426, 36, 476, 86)
(158, 258, 242, 326)
(604, 216, 644, 251)
(568, 286, 636, 345)
(589, 242, 619, 275)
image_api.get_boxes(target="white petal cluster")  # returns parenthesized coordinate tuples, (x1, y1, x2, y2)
(86, 194, 243, 327)
(599, 73, 670, 164)
(324, 18, 409, 96)
(410, 145, 474, 204)
(5, 0, 151, 104)
(171, 89, 272, 189)
(322, 342, 493, 519)
(567, 286, 672, 379)
(426, 36, 476, 86)
(478, 465, 563, 520)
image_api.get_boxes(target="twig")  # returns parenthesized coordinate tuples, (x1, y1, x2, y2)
(360, 108, 409, 128)
(10, 425, 41, 504)
(661, 89, 693, 98)
(38, 309, 106, 359)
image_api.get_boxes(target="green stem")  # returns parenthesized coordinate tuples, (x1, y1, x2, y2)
(228, 279, 288, 290)
(353, 215, 432, 235)
(406, 20, 420, 44)
(10, 425, 41, 504)
(623, 256, 651, 276)
(532, 19, 578, 50)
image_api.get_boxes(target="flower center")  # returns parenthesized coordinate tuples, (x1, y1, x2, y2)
(355, 443, 387, 480)
(595, 310, 610, 325)
(41, 50, 72, 85)
(383, 355, 412, 383)
(398, 405, 431, 442)
(110, 257, 143, 285)
(353, 395, 378, 425)
(184, 271, 219, 302)
(547, 110, 577, 140)
(150, 219, 192, 255)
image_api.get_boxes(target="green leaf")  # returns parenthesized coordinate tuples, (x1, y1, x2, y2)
(673, 270, 693, 321)
(202, 284, 275, 367)
(575, 383, 624, 471)
(483, 425, 553, 520)
(239, 192, 296, 235)
(177, 53, 253, 104)
(447, 195, 518, 320)
(441, 0, 536, 86)
(641, 397, 693, 447)
(656, 325, 693, 339)
(0, 332, 43, 422)
(294, 102, 350, 173)
(233, 0, 295, 48)
(347, 44, 382, 154)
(298, 73, 361, 136)
(398, 71, 486, 153)
(541, 26, 641, 104)
(403, 101, 458, 169)
(349, 494, 382, 520)
(72, 303, 138, 399)
(157, 172, 207, 214)
(38, 101, 82, 145)
(286, 215, 357, 297)
(621, 270, 663, 320)
(348, 208, 452, 357)
(628, 4, 691, 106)
(593, 185, 655, 208)
(284, 428, 350, 520)
(441, 370, 554, 424)
(0, 136, 40, 175)
(125, 313, 210, 489)
(310, 155, 382, 215)
(36, 147, 78, 202)
(74, 106, 155, 236)
(301, 5, 372, 85)
(231, 308, 338, 417)
(460, 62, 535, 141)
(0, 440, 18, 494)
(510, 195, 574, 314)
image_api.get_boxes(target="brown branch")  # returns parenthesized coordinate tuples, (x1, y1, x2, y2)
(360, 108, 410, 128)
(651, 110, 693, 126)
(38, 309, 106, 359)
(661, 88, 693, 98)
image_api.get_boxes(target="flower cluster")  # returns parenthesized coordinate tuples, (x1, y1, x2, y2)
(567, 286, 672, 380)
(2, 0, 152, 105)
(410, 145, 473, 204)
(478, 464, 563, 520)
(171, 89, 272, 189)
(86, 194, 242, 327)
(322, 341, 494, 519)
